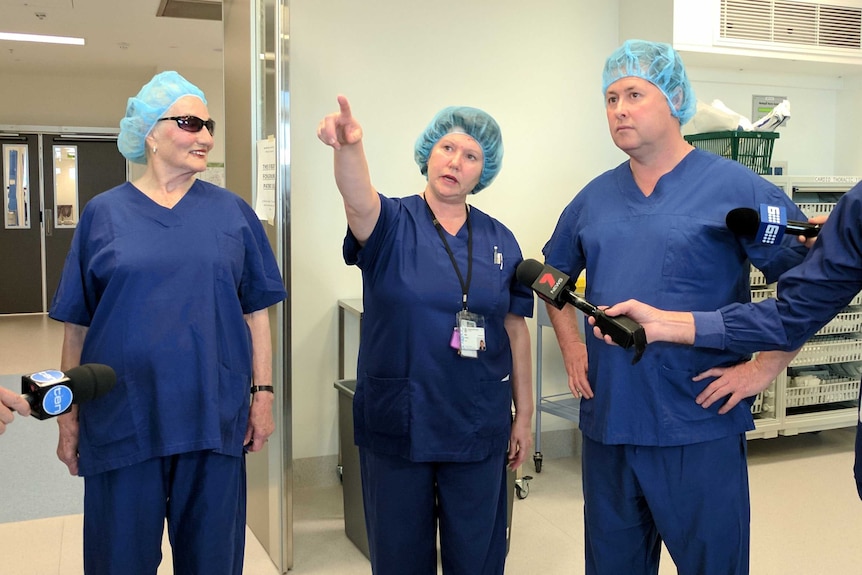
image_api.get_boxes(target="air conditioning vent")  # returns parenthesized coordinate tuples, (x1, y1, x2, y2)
(720, 0, 861, 50)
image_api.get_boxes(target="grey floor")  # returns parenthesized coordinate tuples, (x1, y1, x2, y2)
(1, 314, 862, 574)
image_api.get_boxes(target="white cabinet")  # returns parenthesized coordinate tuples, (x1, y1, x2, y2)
(750, 175, 862, 437)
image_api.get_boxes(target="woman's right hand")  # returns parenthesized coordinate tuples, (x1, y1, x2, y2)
(317, 95, 363, 150)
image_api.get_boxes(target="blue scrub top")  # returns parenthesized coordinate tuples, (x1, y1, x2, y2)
(50, 180, 287, 476)
(543, 149, 808, 446)
(344, 194, 533, 462)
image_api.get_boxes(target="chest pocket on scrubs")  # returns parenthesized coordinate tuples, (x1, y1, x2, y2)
(661, 220, 735, 282)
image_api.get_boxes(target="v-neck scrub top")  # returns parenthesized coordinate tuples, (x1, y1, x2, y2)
(543, 149, 808, 446)
(50, 180, 287, 476)
(344, 194, 534, 462)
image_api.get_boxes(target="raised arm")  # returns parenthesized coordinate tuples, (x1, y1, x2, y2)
(317, 95, 381, 244)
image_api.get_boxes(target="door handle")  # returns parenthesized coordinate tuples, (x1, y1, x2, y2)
(45, 209, 53, 236)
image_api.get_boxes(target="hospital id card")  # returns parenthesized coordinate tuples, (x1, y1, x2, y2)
(456, 311, 485, 359)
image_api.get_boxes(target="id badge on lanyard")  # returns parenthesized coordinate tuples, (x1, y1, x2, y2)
(452, 310, 486, 358)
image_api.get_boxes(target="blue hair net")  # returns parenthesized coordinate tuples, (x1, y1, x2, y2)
(413, 106, 503, 193)
(117, 71, 207, 164)
(602, 39, 696, 125)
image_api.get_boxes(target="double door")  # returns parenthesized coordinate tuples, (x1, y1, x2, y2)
(0, 131, 127, 314)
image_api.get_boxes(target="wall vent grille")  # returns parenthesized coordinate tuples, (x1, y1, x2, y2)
(720, 0, 861, 50)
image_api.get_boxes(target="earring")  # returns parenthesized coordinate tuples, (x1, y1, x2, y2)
(152, 146, 157, 154)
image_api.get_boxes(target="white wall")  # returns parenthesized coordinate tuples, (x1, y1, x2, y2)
(686, 67, 842, 176)
(0, 67, 225, 167)
(289, 0, 626, 459)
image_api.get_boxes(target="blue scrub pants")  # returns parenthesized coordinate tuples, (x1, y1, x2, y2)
(83, 450, 247, 575)
(582, 434, 750, 575)
(359, 449, 508, 575)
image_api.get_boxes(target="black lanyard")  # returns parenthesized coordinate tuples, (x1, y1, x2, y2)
(424, 197, 472, 311)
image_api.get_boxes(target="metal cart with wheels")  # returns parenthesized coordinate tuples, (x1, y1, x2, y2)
(533, 303, 582, 473)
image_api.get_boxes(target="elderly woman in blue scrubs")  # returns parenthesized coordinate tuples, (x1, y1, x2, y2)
(318, 96, 534, 575)
(49, 71, 287, 574)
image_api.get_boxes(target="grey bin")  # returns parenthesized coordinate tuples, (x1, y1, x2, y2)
(334, 379, 517, 560)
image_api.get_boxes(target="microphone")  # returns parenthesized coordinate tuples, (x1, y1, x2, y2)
(516, 259, 646, 364)
(20, 364, 117, 420)
(726, 204, 820, 245)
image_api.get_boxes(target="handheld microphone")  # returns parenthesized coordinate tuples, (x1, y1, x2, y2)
(726, 204, 820, 245)
(20, 364, 117, 420)
(516, 259, 646, 364)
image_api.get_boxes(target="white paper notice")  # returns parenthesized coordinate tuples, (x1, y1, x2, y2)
(255, 138, 276, 222)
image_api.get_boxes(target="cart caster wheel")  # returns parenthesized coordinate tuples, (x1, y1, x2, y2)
(515, 475, 532, 499)
(533, 452, 543, 474)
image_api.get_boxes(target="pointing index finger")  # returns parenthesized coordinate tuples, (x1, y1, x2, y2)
(337, 95, 352, 120)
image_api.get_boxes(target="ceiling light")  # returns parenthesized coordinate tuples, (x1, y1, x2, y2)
(0, 32, 85, 46)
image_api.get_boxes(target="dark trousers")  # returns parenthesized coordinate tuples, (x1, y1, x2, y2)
(83, 451, 247, 575)
(359, 449, 508, 575)
(583, 434, 750, 575)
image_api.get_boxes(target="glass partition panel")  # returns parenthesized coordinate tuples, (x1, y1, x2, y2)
(4, 143, 30, 229)
(53, 145, 79, 228)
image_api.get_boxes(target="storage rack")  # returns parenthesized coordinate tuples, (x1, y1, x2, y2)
(532, 175, 862, 471)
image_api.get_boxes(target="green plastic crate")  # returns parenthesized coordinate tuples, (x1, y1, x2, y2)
(683, 130, 779, 175)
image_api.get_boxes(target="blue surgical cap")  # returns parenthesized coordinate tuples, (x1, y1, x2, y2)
(117, 71, 207, 164)
(602, 39, 696, 125)
(413, 106, 503, 193)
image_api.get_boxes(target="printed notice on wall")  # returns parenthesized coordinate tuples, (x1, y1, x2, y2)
(255, 138, 276, 222)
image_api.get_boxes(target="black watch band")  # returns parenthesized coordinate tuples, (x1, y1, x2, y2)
(250, 385, 274, 394)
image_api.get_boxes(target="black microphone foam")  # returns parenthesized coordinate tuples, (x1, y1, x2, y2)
(515, 258, 545, 287)
(66, 364, 117, 404)
(725, 208, 761, 237)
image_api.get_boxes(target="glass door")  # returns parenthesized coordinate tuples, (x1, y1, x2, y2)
(43, 135, 127, 308)
(0, 134, 42, 313)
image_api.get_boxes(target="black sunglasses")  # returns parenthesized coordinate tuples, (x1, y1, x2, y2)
(157, 115, 215, 136)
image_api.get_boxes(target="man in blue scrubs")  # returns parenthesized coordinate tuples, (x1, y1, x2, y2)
(542, 40, 809, 575)
(598, 181, 862, 500)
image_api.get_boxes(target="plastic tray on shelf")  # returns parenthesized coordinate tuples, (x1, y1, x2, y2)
(796, 202, 837, 218)
(751, 287, 775, 302)
(785, 376, 860, 408)
(790, 335, 862, 367)
(815, 312, 862, 336)
(749, 268, 767, 288)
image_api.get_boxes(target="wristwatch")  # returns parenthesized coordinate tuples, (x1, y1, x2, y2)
(250, 385, 275, 394)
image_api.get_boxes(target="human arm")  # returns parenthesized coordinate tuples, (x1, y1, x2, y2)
(0, 387, 30, 435)
(694, 349, 800, 414)
(244, 308, 276, 453)
(57, 322, 87, 475)
(317, 95, 381, 244)
(594, 300, 696, 345)
(546, 303, 592, 399)
(504, 313, 533, 470)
